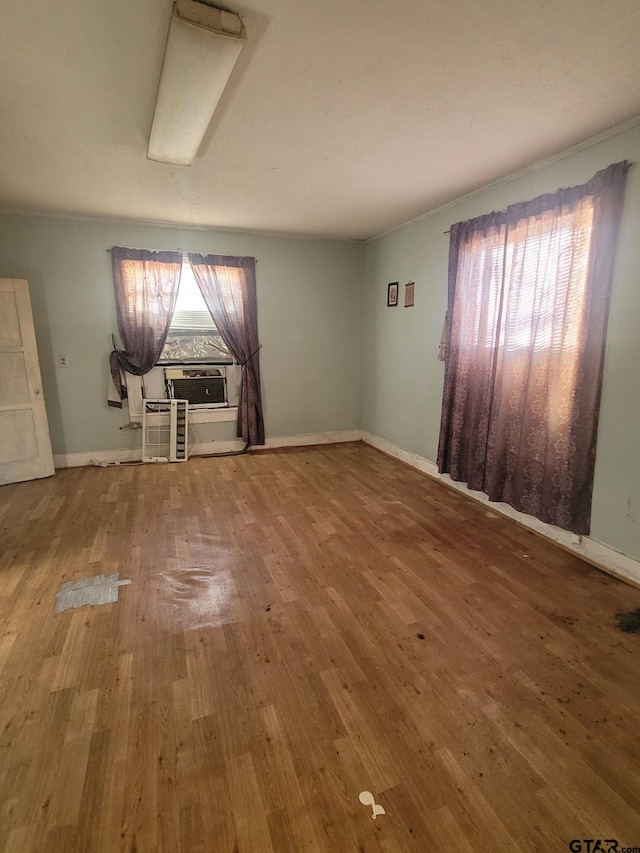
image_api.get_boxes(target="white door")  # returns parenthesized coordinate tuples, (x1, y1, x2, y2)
(0, 278, 55, 485)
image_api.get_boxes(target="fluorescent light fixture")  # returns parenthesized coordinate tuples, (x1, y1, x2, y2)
(148, 0, 246, 166)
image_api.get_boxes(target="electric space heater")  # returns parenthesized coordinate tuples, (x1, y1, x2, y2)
(142, 399, 188, 463)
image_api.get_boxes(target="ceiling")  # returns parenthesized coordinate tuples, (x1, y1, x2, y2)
(1, 0, 640, 240)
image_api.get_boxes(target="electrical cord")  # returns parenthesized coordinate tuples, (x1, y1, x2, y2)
(186, 424, 199, 459)
(89, 459, 145, 467)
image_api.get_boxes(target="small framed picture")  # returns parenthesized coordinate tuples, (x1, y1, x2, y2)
(404, 281, 415, 307)
(387, 282, 399, 306)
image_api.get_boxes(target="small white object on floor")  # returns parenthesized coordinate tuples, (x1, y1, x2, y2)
(55, 574, 131, 612)
(359, 790, 386, 819)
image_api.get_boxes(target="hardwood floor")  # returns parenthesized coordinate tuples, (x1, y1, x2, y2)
(1, 442, 639, 852)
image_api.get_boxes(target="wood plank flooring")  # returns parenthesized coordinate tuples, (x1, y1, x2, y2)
(1, 442, 640, 852)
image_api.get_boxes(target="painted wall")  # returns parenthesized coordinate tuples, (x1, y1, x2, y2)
(2, 128, 638, 562)
(362, 124, 640, 561)
(0, 216, 363, 455)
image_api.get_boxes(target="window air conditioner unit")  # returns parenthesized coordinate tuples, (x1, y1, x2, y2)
(165, 366, 229, 408)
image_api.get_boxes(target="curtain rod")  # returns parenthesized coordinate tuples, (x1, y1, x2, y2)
(105, 247, 185, 253)
(441, 161, 635, 236)
(105, 247, 258, 261)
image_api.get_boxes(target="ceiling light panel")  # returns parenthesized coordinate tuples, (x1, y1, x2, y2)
(147, 0, 246, 167)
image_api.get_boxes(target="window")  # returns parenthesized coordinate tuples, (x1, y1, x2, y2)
(110, 247, 264, 444)
(159, 258, 231, 363)
(170, 258, 215, 331)
(468, 212, 593, 355)
(437, 162, 629, 534)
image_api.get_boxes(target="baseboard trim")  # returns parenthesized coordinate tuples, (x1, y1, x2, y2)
(362, 430, 640, 589)
(52, 430, 363, 469)
(53, 448, 143, 468)
(261, 430, 362, 449)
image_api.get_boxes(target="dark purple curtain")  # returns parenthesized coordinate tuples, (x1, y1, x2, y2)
(188, 254, 265, 446)
(437, 161, 630, 534)
(109, 247, 182, 400)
